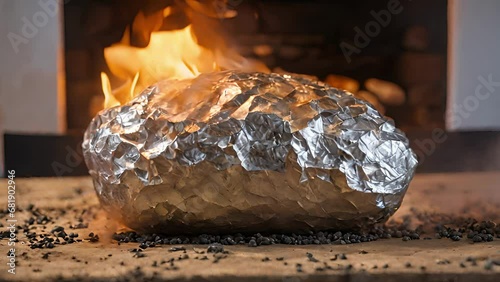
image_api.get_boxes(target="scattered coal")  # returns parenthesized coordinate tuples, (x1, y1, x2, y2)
(111, 228, 408, 248)
(109, 218, 498, 251)
(0, 204, 93, 250)
(1, 201, 499, 276)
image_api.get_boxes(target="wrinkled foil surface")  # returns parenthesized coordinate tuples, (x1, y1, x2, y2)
(83, 71, 418, 233)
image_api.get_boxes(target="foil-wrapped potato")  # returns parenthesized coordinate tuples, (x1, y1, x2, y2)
(83, 71, 417, 234)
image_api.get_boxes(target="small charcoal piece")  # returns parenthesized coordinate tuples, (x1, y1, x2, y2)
(306, 252, 319, 262)
(169, 246, 186, 252)
(207, 243, 224, 253)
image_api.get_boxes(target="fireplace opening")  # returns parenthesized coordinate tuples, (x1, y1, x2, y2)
(65, 0, 448, 133)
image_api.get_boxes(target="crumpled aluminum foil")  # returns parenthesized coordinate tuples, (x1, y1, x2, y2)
(83, 71, 418, 234)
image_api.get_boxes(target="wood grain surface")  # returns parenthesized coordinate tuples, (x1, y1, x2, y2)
(0, 172, 499, 281)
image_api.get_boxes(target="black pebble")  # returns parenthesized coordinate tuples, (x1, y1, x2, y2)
(207, 243, 224, 253)
(169, 246, 186, 252)
(472, 235, 483, 242)
(306, 252, 319, 262)
(134, 252, 146, 258)
(51, 226, 64, 233)
(484, 260, 494, 270)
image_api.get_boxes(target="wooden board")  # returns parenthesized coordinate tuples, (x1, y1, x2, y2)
(0, 172, 499, 281)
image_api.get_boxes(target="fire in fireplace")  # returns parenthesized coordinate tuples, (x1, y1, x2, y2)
(98, 2, 269, 111)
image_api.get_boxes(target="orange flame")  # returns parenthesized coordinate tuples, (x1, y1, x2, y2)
(101, 7, 268, 109)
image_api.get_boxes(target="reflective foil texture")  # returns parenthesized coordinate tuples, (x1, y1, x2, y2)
(83, 71, 418, 234)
